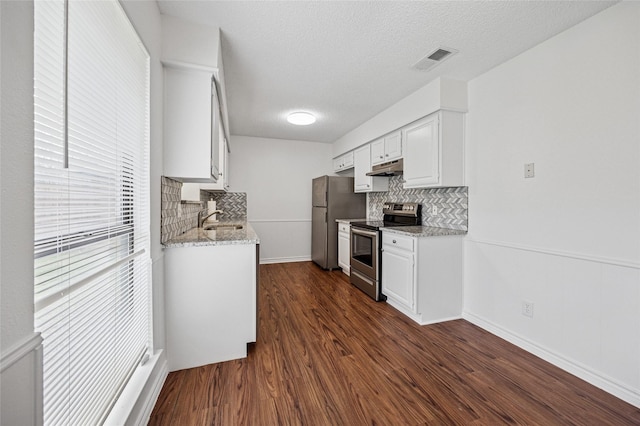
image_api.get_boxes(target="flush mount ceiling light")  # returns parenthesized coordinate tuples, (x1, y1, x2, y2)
(287, 112, 316, 126)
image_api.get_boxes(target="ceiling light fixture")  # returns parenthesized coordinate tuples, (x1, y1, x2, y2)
(287, 112, 316, 126)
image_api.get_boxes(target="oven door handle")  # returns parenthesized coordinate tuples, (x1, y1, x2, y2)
(351, 227, 378, 238)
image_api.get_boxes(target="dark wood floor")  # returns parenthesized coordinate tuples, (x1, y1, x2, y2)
(149, 261, 640, 425)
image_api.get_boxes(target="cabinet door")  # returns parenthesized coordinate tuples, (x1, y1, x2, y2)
(354, 145, 372, 192)
(337, 231, 350, 273)
(382, 246, 415, 311)
(164, 66, 215, 181)
(403, 115, 440, 188)
(370, 139, 385, 165)
(201, 133, 229, 192)
(384, 131, 402, 162)
(222, 138, 230, 190)
(210, 77, 221, 182)
(342, 152, 354, 169)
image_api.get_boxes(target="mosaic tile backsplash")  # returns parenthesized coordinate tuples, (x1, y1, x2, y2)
(368, 175, 468, 231)
(161, 177, 247, 244)
(201, 190, 247, 221)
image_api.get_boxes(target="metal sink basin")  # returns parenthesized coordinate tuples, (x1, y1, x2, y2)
(203, 224, 244, 231)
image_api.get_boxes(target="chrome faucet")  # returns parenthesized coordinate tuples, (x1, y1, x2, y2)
(198, 209, 224, 227)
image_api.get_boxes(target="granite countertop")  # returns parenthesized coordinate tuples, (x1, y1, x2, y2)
(382, 226, 467, 238)
(163, 221, 260, 248)
(336, 218, 367, 224)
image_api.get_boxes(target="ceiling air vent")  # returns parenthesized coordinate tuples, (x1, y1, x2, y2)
(413, 47, 458, 71)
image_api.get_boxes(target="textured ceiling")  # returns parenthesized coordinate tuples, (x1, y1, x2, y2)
(157, 1, 616, 143)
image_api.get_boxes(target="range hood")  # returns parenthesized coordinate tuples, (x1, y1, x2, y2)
(366, 158, 403, 176)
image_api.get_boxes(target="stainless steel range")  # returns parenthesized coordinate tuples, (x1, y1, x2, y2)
(349, 202, 422, 301)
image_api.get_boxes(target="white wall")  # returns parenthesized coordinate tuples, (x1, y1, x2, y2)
(161, 14, 220, 68)
(229, 136, 333, 263)
(464, 1, 640, 407)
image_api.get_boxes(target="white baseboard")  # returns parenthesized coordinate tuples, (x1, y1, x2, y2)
(386, 299, 463, 326)
(385, 298, 421, 323)
(463, 311, 640, 408)
(418, 315, 463, 326)
(260, 255, 311, 265)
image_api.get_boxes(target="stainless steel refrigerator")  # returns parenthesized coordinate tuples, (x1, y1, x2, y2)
(312, 176, 366, 269)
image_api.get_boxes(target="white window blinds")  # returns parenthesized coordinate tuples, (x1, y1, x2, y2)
(34, 0, 151, 424)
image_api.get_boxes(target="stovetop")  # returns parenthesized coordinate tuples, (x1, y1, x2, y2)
(350, 202, 422, 231)
(349, 220, 390, 231)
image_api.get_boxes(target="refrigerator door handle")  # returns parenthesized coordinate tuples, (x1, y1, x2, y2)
(325, 211, 328, 223)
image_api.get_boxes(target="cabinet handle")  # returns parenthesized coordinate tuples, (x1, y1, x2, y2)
(393, 239, 397, 244)
(385, 154, 389, 157)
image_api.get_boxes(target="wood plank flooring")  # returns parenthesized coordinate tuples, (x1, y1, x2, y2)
(149, 261, 640, 425)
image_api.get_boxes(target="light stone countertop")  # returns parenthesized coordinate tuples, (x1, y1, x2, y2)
(382, 226, 467, 238)
(162, 221, 260, 248)
(335, 218, 367, 224)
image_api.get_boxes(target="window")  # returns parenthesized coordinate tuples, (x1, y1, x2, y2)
(34, 0, 151, 424)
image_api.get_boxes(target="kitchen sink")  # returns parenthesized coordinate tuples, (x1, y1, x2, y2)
(203, 224, 244, 231)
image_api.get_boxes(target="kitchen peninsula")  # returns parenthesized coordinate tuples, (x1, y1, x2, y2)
(161, 178, 259, 372)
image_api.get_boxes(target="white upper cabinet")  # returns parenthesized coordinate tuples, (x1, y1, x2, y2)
(333, 151, 354, 172)
(163, 62, 223, 183)
(402, 111, 464, 189)
(354, 144, 389, 193)
(371, 131, 402, 166)
(201, 136, 230, 192)
(201, 99, 230, 192)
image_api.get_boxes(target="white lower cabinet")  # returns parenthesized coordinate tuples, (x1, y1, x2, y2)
(381, 240, 415, 310)
(165, 243, 257, 371)
(337, 222, 351, 275)
(381, 231, 463, 325)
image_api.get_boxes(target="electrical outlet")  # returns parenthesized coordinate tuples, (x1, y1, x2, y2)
(524, 163, 535, 178)
(522, 301, 534, 318)
(431, 205, 438, 216)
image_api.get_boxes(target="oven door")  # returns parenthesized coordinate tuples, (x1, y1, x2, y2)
(350, 226, 379, 281)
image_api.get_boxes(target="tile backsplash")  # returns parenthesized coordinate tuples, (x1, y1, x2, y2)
(161, 177, 247, 244)
(201, 191, 247, 221)
(368, 175, 468, 231)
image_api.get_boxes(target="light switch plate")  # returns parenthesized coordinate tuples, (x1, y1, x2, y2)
(525, 163, 535, 178)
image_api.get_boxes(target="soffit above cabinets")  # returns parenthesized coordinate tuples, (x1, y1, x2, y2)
(157, 1, 615, 143)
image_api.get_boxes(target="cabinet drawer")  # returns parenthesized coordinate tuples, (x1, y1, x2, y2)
(338, 223, 350, 234)
(382, 232, 414, 252)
